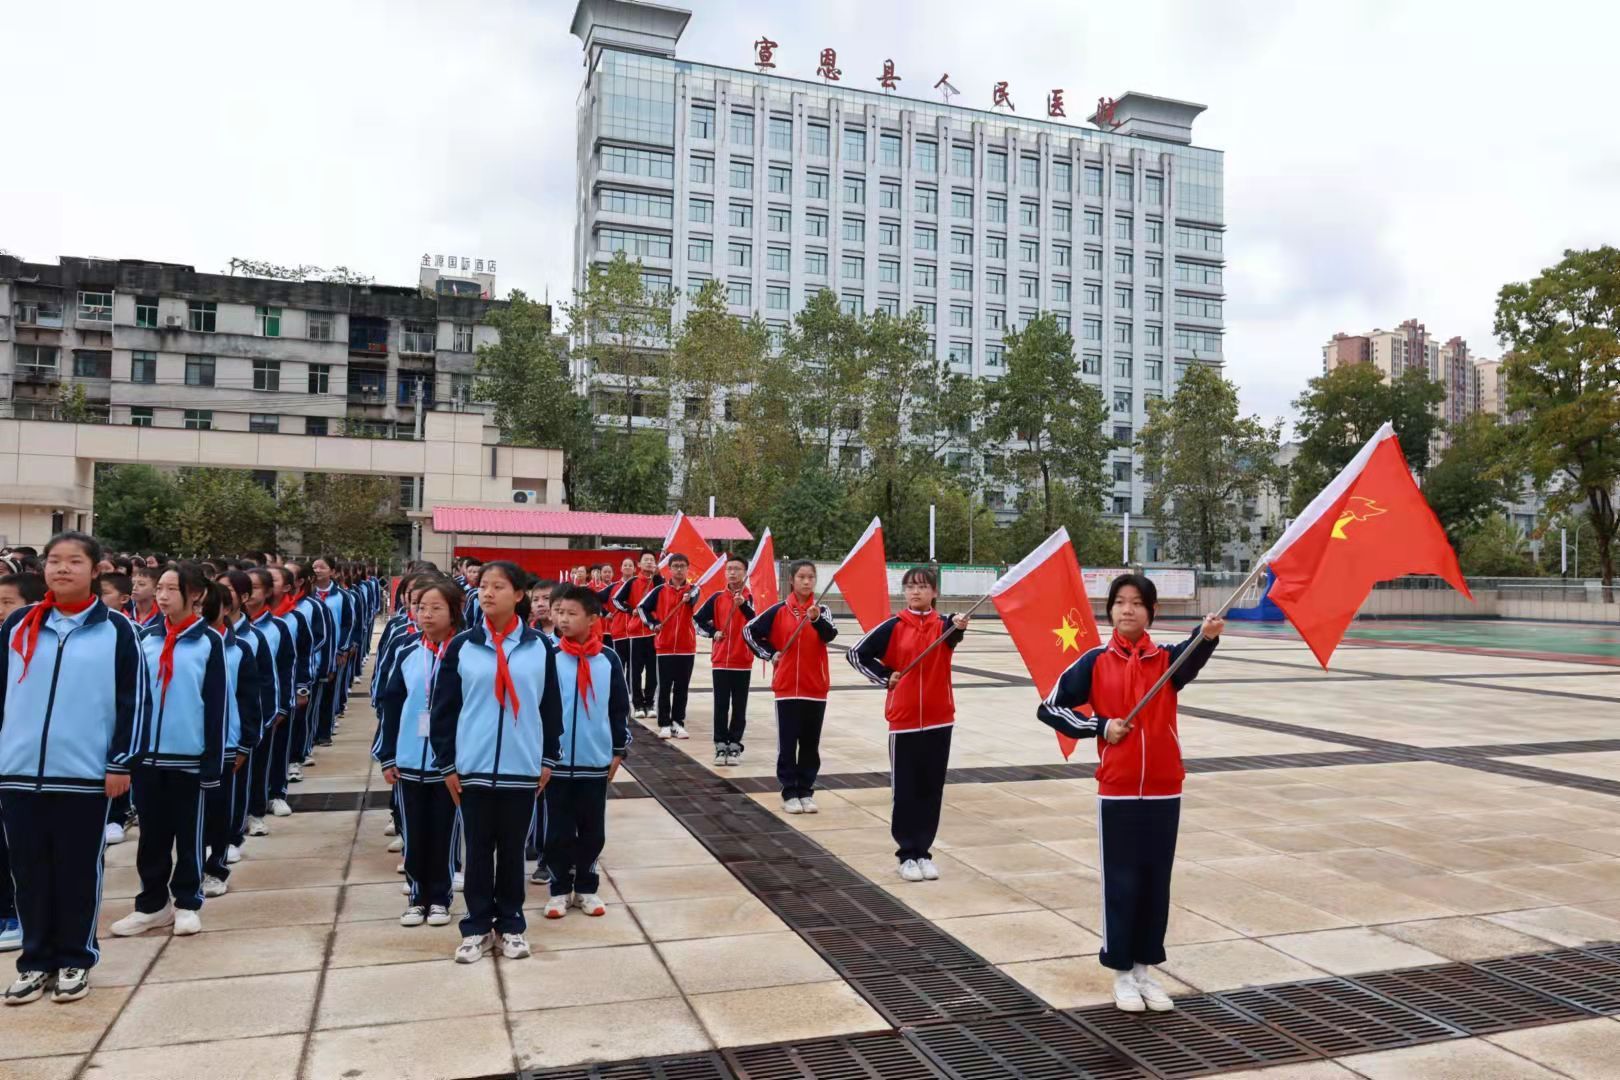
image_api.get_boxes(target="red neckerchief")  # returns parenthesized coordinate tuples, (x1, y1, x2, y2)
(487, 615, 521, 722)
(11, 593, 95, 682)
(273, 590, 301, 618)
(159, 615, 201, 697)
(252, 607, 275, 627)
(132, 600, 157, 624)
(559, 623, 604, 707)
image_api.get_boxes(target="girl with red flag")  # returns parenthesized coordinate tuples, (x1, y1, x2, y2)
(611, 550, 662, 719)
(743, 560, 837, 814)
(694, 554, 756, 766)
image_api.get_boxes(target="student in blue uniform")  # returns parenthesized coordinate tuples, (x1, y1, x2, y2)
(0, 532, 144, 1005)
(265, 567, 313, 815)
(112, 562, 228, 939)
(310, 556, 353, 747)
(0, 572, 45, 957)
(242, 568, 293, 838)
(200, 579, 264, 898)
(289, 562, 333, 779)
(430, 561, 561, 964)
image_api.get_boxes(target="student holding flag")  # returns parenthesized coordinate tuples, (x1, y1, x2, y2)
(611, 551, 661, 718)
(694, 554, 755, 766)
(743, 560, 837, 814)
(636, 552, 700, 740)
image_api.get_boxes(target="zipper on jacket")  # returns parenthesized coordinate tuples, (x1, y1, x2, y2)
(33, 623, 85, 791)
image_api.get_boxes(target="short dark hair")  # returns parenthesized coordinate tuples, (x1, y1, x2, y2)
(417, 579, 467, 632)
(1106, 573, 1157, 626)
(667, 552, 689, 567)
(43, 531, 102, 567)
(200, 580, 225, 624)
(901, 566, 938, 591)
(131, 563, 160, 583)
(638, 548, 657, 560)
(463, 557, 483, 569)
(787, 559, 816, 581)
(99, 572, 133, 598)
(218, 569, 253, 607)
(0, 574, 46, 605)
(479, 561, 532, 622)
(725, 553, 747, 569)
(551, 583, 601, 617)
(165, 561, 215, 607)
(248, 567, 277, 598)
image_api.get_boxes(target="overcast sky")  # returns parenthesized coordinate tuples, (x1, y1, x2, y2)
(6, 0, 1618, 429)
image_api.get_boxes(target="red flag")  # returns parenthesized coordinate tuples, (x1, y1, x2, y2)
(747, 527, 778, 608)
(659, 511, 719, 581)
(989, 528, 1102, 760)
(832, 517, 891, 632)
(692, 550, 727, 609)
(1265, 422, 1471, 667)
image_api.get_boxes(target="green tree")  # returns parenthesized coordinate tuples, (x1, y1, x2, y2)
(997, 484, 1118, 569)
(292, 474, 402, 561)
(1423, 413, 1520, 545)
(1459, 513, 1541, 577)
(1494, 246, 1620, 591)
(475, 289, 592, 504)
(572, 432, 673, 515)
(765, 466, 863, 560)
(94, 464, 181, 552)
(56, 383, 96, 423)
(981, 313, 1111, 534)
(1138, 364, 1282, 569)
(785, 290, 867, 475)
(1290, 363, 1447, 514)
(566, 252, 673, 437)
(171, 469, 281, 556)
(666, 280, 770, 507)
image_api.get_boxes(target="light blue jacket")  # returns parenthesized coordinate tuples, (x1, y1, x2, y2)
(139, 620, 229, 788)
(551, 646, 631, 778)
(375, 635, 447, 782)
(429, 620, 562, 789)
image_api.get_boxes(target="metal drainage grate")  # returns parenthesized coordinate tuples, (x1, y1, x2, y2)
(1353, 962, 1597, 1034)
(803, 922, 987, 979)
(763, 887, 918, 931)
(908, 1013, 1146, 1080)
(1070, 995, 1316, 1077)
(701, 831, 826, 865)
(728, 1032, 945, 1079)
(730, 857, 871, 895)
(1217, 977, 1461, 1057)
(523, 1052, 734, 1080)
(1476, 948, 1620, 1015)
(848, 965, 1049, 1027)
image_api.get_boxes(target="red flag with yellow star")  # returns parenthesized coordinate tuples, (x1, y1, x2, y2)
(1264, 422, 1470, 667)
(989, 528, 1102, 760)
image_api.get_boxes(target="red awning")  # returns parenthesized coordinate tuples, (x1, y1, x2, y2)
(430, 507, 753, 543)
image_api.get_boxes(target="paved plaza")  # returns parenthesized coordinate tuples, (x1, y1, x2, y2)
(3, 619, 1619, 1078)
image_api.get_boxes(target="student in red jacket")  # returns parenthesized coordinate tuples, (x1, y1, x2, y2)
(694, 554, 755, 766)
(848, 567, 969, 883)
(611, 551, 660, 719)
(1037, 573, 1222, 1016)
(636, 553, 700, 740)
(606, 557, 635, 674)
(743, 560, 836, 814)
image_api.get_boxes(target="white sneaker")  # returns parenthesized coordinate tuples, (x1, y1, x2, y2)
(396, 862, 405, 874)
(173, 909, 202, 936)
(303, 756, 316, 767)
(427, 905, 452, 926)
(287, 764, 303, 783)
(1133, 965, 1175, 1012)
(799, 796, 819, 814)
(671, 724, 689, 740)
(898, 859, 925, 882)
(269, 799, 292, 818)
(4, 970, 50, 1005)
(226, 845, 241, 865)
(247, 816, 269, 836)
(724, 753, 739, 766)
(783, 797, 804, 814)
(454, 933, 493, 964)
(714, 748, 728, 766)
(400, 882, 412, 895)
(111, 906, 173, 937)
(918, 858, 941, 881)
(400, 906, 426, 927)
(657, 726, 673, 739)
(453, 872, 464, 892)
(1113, 971, 1146, 1012)
(387, 837, 403, 853)
(51, 967, 89, 1003)
(576, 893, 607, 916)
(501, 933, 531, 959)
(104, 822, 126, 845)
(544, 895, 569, 919)
(201, 875, 228, 898)
(729, 745, 744, 763)
(384, 820, 397, 837)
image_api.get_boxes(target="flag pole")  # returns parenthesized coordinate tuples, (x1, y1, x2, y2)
(891, 592, 994, 679)
(775, 577, 839, 657)
(1120, 560, 1268, 727)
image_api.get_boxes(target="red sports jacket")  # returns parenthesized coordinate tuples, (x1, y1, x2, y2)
(612, 573, 658, 640)
(743, 598, 837, 700)
(637, 578, 699, 655)
(847, 609, 964, 732)
(694, 587, 756, 670)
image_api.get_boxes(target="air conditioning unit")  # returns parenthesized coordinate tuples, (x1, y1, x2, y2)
(164, 316, 183, 328)
(511, 489, 539, 505)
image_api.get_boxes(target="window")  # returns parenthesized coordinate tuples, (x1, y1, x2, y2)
(253, 359, 281, 391)
(944, 192, 972, 222)
(914, 263, 937, 288)
(1146, 255, 1164, 279)
(727, 280, 752, 307)
(1146, 290, 1163, 312)
(1145, 175, 1164, 204)
(1176, 225, 1224, 253)
(948, 341, 972, 367)
(690, 197, 713, 223)
(689, 156, 714, 183)
(1114, 286, 1133, 309)
(986, 271, 1006, 296)
(1145, 359, 1163, 380)
(951, 231, 973, 256)
(729, 202, 753, 227)
(986, 196, 1007, 224)
(187, 301, 216, 332)
(914, 301, 935, 322)
(806, 122, 830, 156)
(986, 307, 1006, 329)
(307, 311, 334, 341)
(769, 115, 792, 150)
(1114, 251, 1135, 275)
(878, 180, 900, 209)
(914, 226, 937, 251)
(600, 188, 673, 218)
(766, 246, 790, 271)
(184, 410, 213, 431)
(729, 159, 753, 189)
(875, 295, 899, 316)
(401, 320, 435, 354)
(598, 227, 672, 258)
(951, 144, 974, 177)
(767, 207, 790, 233)
(1052, 280, 1071, 302)
(448, 323, 473, 354)
(987, 150, 1008, 182)
(1114, 322, 1134, 344)
(1084, 282, 1102, 306)
(603, 145, 675, 179)
(842, 175, 865, 204)
(1146, 219, 1164, 244)
(879, 132, 901, 166)
(806, 250, 828, 275)
(728, 243, 752, 268)
(1174, 329, 1224, 353)
(841, 255, 864, 280)
(841, 293, 864, 316)
(135, 296, 159, 328)
(640, 269, 670, 296)
(1175, 295, 1224, 319)
(302, 416, 327, 436)
(1114, 423, 1133, 445)
(767, 284, 790, 310)
(185, 354, 215, 386)
(1084, 210, 1102, 236)
(806, 170, 829, 198)
(878, 221, 900, 247)
(1113, 460, 1133, 483)
(1175, 261, 1223, 287)
(842, 217, 865, 242)
(986, 235, 1007, 259)
(1082, 318, 1102, 341)
(73, 349, 111, 378)
(1052, 244, 1071, 268)
(1053, 205, 1072, 232)
(78, 291, 112, 324)
(1114, 390, 1132, 413)
(729, 109, 754, 144)
(985, 343, 1005, 368)
(688, 237, 713, 263)
(686, 273, 710, 297)
(1115, 215, 1133, 241)
(1113, 496, 1132, 515)
(250, 414, 279, 434)
(1019, 275, 1039, 299)
(130, 350, 157, 384)
(1083, 353, 1102, 375)
(1113, 355, 1132, 379)
(842, 127, 866, 160)
(690, 103, 715, 138)
(806, 212, 828, 237)
(1084, 165, 1103, 195)
(1084, 248, 1103, 271)
(1114, 170, 1133, 199)
(1019, 201, 1039, 227)
(1052, 159, 1072, 191)
(914, 139, 937, 173)
(914, 186, 938, 214)
(129, 406, 153, 427)
(308, 363, 331, 394)
(950, 304, 972, 328)
(1019, 240, 1039, 263)
(1019, 155, 1039, 187)
(767, 165, 790, 194)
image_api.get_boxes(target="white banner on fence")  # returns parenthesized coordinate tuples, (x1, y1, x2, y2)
(1145, 568, 1198, 600)
(1083, 568, 1131, 598)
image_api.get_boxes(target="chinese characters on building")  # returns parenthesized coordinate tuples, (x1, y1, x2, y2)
(753, 37, 778, 71)
(992, 81, 1014, 111)
(422, 255, 496, 273)
(816, 48, 841, 81)
(876, 59, 900, 91)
